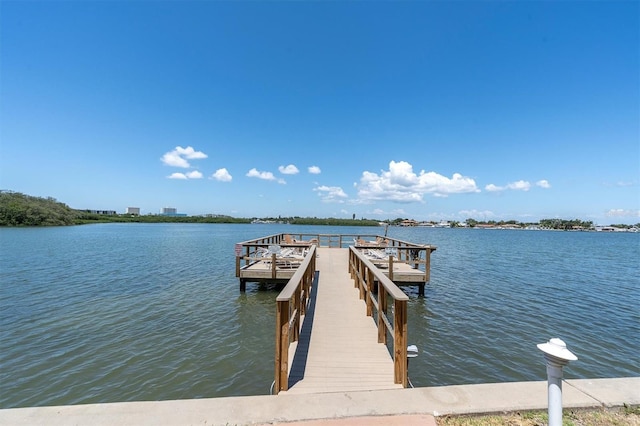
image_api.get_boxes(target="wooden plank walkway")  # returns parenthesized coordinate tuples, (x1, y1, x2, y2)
(284, 247, 403, 394)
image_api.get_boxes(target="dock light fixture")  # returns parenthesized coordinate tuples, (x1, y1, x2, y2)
(407, 345, 418, 388)
(407, 344, 418, 358)
(537, 338, 578, 426)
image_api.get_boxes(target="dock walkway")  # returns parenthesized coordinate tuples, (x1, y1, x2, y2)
(285, 247, 402, 394)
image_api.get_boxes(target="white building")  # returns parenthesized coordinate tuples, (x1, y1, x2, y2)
(126, 207, 140, 215)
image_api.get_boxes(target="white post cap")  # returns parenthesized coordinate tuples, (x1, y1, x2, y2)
(537, 338, 578, 362)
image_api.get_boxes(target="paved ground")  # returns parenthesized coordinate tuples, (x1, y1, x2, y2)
(0, 377, 637, 426)
(264, 414, 438, 426)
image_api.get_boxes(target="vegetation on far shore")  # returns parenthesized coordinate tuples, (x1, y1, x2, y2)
(1, 190, 638, 229)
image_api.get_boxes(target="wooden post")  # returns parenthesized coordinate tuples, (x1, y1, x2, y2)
(293, 287, 300, 342)
(301, 270, 309, 317)
(366, 268, 374, 317)
(378, 283, 387, 344)
(388, 255, 394, 281)
(271, 253, 277, 280)
(393, 299, 408, 386)
(358, 262, 366, 299)
(274, 300, 289, 393)
(425, 248, 431, 282)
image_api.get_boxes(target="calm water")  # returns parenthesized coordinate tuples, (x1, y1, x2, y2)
(1, 223, 638, 408)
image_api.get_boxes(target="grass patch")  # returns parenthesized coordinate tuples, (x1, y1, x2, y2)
(437, 407, 640, 426)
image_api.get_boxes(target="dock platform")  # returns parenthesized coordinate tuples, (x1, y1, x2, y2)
(235, 232, 436, 294)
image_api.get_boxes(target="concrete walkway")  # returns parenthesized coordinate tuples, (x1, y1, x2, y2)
(1, 377, 637, 425)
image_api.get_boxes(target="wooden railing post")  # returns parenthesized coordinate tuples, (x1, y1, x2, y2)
(271, 253, 277, 279)
(274, 299, 289, 393)
(378, 283, 387, 344)
(366, 268, 374, 317)
(293, 287, 300, 342)
(358, 261, 365, 298)
(393, 299, 407, 386)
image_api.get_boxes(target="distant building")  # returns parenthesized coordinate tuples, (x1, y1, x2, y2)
(83, 209, 117, 215)
(126, 207, 140, 215)
(160, 207, 187, 217)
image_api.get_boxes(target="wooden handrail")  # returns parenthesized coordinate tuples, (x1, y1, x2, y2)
(348, 247, 409, 387)
(273, 245, 316, 394)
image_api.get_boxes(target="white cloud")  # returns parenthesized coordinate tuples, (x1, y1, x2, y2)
(314, 185, 348, 203)
(168, 172, 188, 179)
(459, 209, 496, 220)
(369, 208, 407, 216)
(506, 180, 531, 191)
(211, 168, 232, 182)
(487, 179, 548, 192)
(246, 168, 276, 181)
(356, 160, 479, 203)
(278, 164, 299, 175)
(308, 166, 321, 174)
(606, 209, 640, 218)
(161, 146, 208, 168)
(167, 170, 202, 180)
(246, 168, 286, 184)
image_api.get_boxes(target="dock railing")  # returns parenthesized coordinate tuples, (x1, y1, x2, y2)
(353, 236, 436, 283)
(236, 233, 435, 280)
(274, 245, 317, 394)
(348, 247, 410, 387)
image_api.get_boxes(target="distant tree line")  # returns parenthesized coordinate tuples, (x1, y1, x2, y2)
(0, 191, 79, 226)
(385, 216, 638, 230)
(0, 191, 252, 226)
(538, 218, 594, 230)
(75, 212, 252, 225)
(2, 191, 637, 229)
(281, 216, 380, 226)
(0, 191, 380, 227)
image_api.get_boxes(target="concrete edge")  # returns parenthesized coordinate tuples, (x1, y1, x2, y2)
(0, 377, 638, 426)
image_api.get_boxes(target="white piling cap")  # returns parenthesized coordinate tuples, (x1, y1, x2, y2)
(537, 338, 578, 362)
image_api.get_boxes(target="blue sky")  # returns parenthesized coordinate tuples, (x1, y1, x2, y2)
(1, 1, 638, 224)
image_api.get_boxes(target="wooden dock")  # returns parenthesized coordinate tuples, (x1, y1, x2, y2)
(235, 233, 436, 395)
(284, 247, 402, 394)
